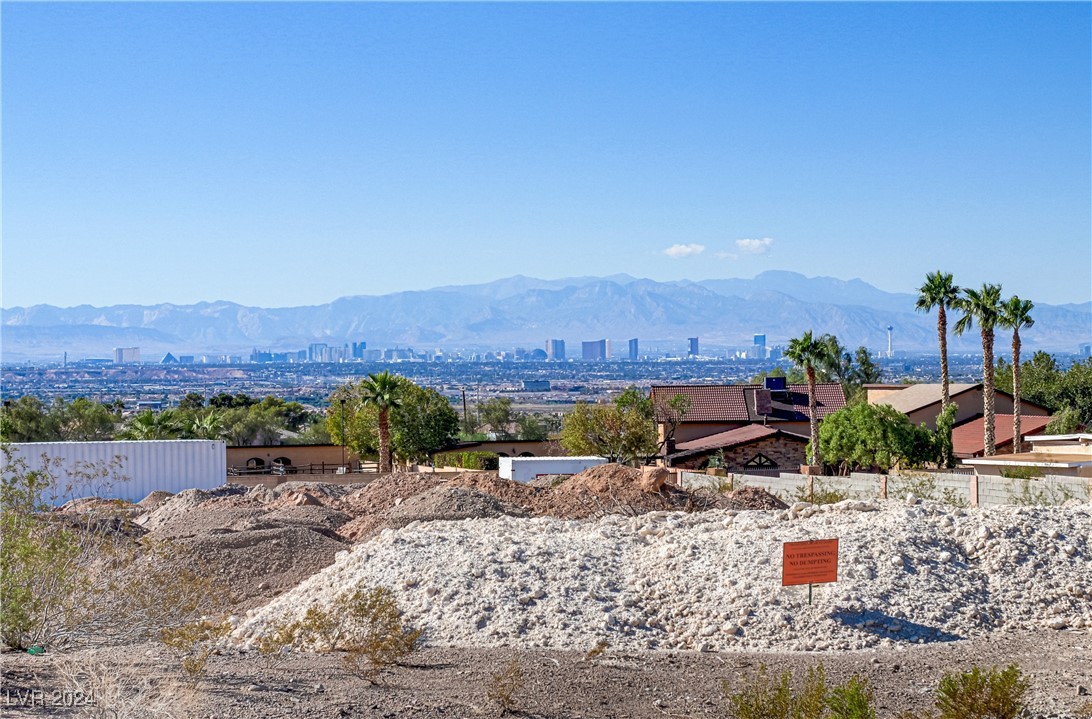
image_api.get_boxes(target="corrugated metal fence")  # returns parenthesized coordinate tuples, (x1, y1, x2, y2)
(3, 441, 227, 505)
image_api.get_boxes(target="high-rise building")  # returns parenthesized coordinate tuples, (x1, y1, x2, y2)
(546, 339, 566, 361)
(351, 341, 367, 359)
(114, 347, 140, 364)
(628, 338, 639, 361)
(307, 343, 328, 362)
(582, 339, 606, 361)
(753, 334, 767, 360)
(605, 339, 613, 360)
(688, 337, 699, 357)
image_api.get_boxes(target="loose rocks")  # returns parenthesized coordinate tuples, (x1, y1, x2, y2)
(234, 502, 1092, 653)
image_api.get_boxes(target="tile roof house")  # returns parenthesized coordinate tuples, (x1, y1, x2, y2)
(866, 383, 1050, 430)
(951, 414, 1054, 459)
(665, 424, 810, 470)
(651, 380, 847, 445)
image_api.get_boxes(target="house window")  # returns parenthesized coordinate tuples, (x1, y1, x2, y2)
(745, 453, 777, 468)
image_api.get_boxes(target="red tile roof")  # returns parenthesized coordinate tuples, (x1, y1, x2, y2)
(674, 425, 808, 454)
(952, 414, 1054, 458)
(651, 383, 846, 423)
(653, 385, 749, 422)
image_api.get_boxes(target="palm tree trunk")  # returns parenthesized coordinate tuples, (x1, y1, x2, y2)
(378, 408, 392, 473)
(806, 366, 821, 467)
(981, 328, 996, 456)
(938, 304, 950, 407)
(1012, 329, 1022, 454)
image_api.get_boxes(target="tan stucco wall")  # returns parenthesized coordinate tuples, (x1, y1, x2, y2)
(227, 445, 353, 469)
(908, 391, 1049, 431)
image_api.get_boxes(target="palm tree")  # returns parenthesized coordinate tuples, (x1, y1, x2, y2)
(999, 296, 1035, 453)
(915, 271, 961, 407)
(118, 409, 181, 440)
(954, 283, 1004, 456)
(360, 371, 404, 473)
(785, 330, 835, 468)
(187, 409, 226, 440)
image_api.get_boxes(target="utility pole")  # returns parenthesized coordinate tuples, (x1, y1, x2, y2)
(462, 388, 469, 434)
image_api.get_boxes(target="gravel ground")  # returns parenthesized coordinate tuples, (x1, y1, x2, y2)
(2, 631, 1089, 718)
(235, 500, 1092, 653)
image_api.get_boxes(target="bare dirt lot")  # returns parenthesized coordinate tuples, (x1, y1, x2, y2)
(4, 468, 1091, 718)
(2, 632, 1090, 718)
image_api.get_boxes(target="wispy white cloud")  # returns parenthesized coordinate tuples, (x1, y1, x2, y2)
(663, 243, 706, 258)
(735, 237, 774, 255)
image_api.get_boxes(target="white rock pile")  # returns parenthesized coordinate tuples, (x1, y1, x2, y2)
(232, 499, 1092, 653)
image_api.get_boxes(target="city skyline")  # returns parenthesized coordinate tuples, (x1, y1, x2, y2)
(3, 2, 1089, 309)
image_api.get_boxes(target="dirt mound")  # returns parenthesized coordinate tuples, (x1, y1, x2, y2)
(140, 505, 268, 539)
(174, 525, 348, 610)
(447, 472, 544, 512)
(339, 486, 528, 541)
(263, 505, 353, 531)
(137, 490, 174, 509)
(722, 485, 789, 510)
(336, 472, 444, 517)
(57, 496, 137, 515)
(272, 481, 360, 502)
(546, 463, 687, 519)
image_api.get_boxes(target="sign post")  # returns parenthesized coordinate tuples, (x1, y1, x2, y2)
(782, 538, 839, 604)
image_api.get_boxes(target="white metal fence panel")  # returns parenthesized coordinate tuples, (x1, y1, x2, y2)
(4, 441, 227, 505)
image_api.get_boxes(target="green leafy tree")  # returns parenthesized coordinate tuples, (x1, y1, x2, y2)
(390, 383, 460, 464)
(819, 403, 936, 474)
(516, 413, 553, 441)
(916, 271, 961, 408)
(0, 397, 60, 442)
(559, 387, 665, 465)
(785, 331, 837, 467)
(220, 405, 283, 446)
(954, 283, 1004, 456)
(478, 397, 516, 440)
(177, 393, 206, 411)
(560, 400, 656, 465)
(329, 376, 457, 468)
(1044, 407, 1081, 435)
(49, 398, 117, 441)
(999, 296, 1034, 452)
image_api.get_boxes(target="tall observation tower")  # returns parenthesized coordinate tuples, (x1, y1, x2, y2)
(886, 325, 894, 358)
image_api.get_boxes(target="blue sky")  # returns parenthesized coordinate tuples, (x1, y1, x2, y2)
(3, 2, 1090, 309)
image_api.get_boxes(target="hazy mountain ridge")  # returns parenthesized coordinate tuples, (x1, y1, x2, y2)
(3, 273, 1089, 360)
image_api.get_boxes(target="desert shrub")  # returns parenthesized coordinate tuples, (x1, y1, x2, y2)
(486, 659, 526, 714)
(290, 586, 422, 682)
(888, 472, 968, 507)
(434, 451, 500, 471)
(583, 638, 609, 661)
(999, 466, 1043, 481)
(1, 446, 233, 651)
(826, 676, 876, 719)
(934, 665, 1029, 719)
(724, 664, 876, 719)
(792, 478, 850, 505)
(55, 658, 188, 719)
(1007, 477, 1079, 506)
(160, 618, 231, 681)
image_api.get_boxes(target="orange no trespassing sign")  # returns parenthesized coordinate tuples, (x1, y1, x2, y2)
(782, 538, 839, 587)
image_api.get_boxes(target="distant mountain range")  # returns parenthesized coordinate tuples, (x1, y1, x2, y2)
(2, 271, 1090, 361)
